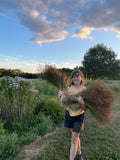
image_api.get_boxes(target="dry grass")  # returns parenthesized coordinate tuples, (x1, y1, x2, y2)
(39, 65, 70, 89)
(62, 80, 115, 126)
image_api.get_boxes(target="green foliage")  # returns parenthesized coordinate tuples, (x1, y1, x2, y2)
(0, 68, 38, 78)
(1, 113, 53, 159)
(0, 120, 5, 135)
(33, 80, 58, 96)
(34, 96, 64, 125)
(0, 77, 37, 121)
(0, 132, 20, 160)
(0, 68, 23, 77)
(58, 68, 73, 76)
(33, 113, 53, 136)
(93, 148, 120, 160)
(82, 43, 120, 79)
(0, 78, 59, 159)
(4, 111, 53, 135)
(106, 80, 120, 92)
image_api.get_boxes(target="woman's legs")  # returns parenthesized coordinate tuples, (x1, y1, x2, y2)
(77, 137, 81, 154)
(77, 123, 84, 155)
(70, 129, 81, 154)
(70, 131, 80, 160)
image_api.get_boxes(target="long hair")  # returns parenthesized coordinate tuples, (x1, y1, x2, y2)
(70, 70, 85, 85)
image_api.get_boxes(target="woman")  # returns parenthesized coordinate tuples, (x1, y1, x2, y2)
(58, 70, 87, 160)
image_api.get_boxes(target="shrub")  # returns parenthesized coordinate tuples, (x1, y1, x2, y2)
(34, 96, 64, 125)
(0, 132, 20, 160)
(33, 80, 58, 96)
(33, 112, 53, 135)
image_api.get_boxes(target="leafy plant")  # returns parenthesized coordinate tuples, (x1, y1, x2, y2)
(33, 80, 58, 96)
(34, 96, 64, 125)
(0, 77, 37, 121)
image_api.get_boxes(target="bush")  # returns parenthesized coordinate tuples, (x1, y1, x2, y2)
(33, 112, 53, 135)
(34, 96, 64, 125)
(4, 111, 53, 135)
(33, 80, 58, 96)
(0, 132, 20, 160)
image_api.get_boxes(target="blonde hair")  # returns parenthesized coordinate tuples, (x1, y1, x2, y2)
(70, 70, 85, 85)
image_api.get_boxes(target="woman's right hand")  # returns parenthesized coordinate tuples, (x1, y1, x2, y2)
(58, 89, 64, 99)
(76, 96, 87, 111)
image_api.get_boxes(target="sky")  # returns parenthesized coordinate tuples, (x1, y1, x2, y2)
(0, 0, 120, 73)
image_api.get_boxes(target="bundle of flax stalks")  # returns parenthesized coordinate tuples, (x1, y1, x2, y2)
(61, 80, 115, 126)
(39, 65, 70, 89)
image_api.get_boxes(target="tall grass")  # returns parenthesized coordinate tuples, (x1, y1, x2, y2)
(32, 80, 58, 96)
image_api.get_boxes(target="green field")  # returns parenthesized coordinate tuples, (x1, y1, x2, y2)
(0, 78, 120, 160)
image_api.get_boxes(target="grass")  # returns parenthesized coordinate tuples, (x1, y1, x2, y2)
(32, 79, 58, 96)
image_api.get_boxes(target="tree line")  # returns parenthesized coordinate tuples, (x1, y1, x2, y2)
(0, 68, 38, 79)
(0, 43, 120, 80)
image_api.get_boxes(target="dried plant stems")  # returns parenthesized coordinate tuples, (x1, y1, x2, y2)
(39, 65, 70, 89)
(61, 80, 115, 126)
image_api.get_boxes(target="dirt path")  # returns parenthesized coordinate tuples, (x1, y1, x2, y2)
(15, 128, 59, 160)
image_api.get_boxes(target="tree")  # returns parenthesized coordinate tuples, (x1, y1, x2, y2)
(82, 43, 120, 79)
(59, 68, 73, 76)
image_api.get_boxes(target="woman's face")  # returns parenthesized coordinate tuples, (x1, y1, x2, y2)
(72, 73, 82, 85)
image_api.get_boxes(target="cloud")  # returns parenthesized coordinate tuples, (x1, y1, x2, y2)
(30, 30, 68, 45)
(72, 26, 94, 39)
(0, 54, 39, 73)
(1, 0, 120, 45)
(0, 54, 78, 73)
(56, 62, 79, 69)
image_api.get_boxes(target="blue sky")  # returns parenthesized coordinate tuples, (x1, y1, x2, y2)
(0, 0, 120, 73)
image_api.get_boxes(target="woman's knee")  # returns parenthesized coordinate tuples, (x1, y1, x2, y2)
(71, 132, 79, 144)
